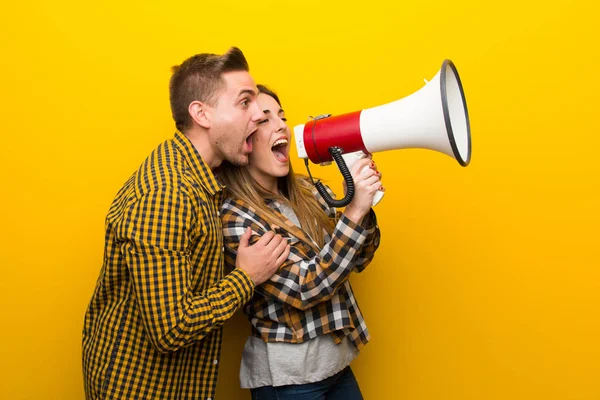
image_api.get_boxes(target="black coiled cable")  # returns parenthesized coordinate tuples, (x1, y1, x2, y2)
(313, 147, 355, 208)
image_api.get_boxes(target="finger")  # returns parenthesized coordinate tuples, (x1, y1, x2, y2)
(265, 234, 284, 252)
(351, 158, 372, 177)
(356, 167, 377, 181)
(273, 238, 289, 261)
(361, 175, 381, 188)
(360, 157, 374, 170)
(366, 180, 383, 193)
(368, 169, 381, 180)
(255, 230, 275, 246)
(275, 244, 291, 266)
(239, 227, 252, 248)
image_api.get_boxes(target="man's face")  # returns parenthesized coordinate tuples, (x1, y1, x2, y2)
(207, 71, 264, 166)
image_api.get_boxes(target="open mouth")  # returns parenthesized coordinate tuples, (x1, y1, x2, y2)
(244, 131, 255, 152)
(271, 138, 289, 163)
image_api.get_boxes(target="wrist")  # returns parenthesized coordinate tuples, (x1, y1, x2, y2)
(235, 267, 256, 287)
(236, 264, 253, 281)
(344, 207, 365, 225)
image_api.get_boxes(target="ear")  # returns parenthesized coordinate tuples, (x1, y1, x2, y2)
(189, 100, 211, 129)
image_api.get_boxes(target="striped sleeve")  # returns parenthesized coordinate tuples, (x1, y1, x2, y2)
(118, 187, 253, 353)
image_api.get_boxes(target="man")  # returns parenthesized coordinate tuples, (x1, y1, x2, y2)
(82, 47, 290, 400)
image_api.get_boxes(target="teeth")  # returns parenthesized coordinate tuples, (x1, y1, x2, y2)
(272, 139, 288, 147)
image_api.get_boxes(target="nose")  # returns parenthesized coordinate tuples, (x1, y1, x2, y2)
(276, 117, 287, 132)
(251, 101, 266, 122)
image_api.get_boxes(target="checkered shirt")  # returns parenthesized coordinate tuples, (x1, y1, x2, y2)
(82, 131, 254, 400)
(221, 184, 380, 350)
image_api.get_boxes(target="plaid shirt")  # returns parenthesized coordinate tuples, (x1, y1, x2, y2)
(221, 184, 380, 350)
(83, 131, 254, 400)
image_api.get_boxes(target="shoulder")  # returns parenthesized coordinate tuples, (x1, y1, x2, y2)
(131, 138, 188, 196)
(221, 197, 253, 219)
(221, 197, 269, 229)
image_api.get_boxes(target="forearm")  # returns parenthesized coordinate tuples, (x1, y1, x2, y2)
(118, 187, 257, 353)
(148, 268, 254, 353)
(352, 209, 381, 272)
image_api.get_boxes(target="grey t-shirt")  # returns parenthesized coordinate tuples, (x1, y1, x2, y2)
(239, 202, 358, 388)
(239, 334, 357, 388)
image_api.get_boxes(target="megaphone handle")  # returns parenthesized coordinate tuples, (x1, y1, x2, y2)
(341, 151, 385, 207)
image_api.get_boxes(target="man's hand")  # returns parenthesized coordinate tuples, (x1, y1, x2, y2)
(235, 227, 291, 285)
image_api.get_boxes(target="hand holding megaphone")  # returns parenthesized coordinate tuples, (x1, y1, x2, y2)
(294, 59, 472, 208)
(342, 150, 385, 207)
(342, 153, 384, 222)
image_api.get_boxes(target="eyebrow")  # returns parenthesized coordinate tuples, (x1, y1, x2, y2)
(237, 89, 257, 98)
(262, 108, 285, 115)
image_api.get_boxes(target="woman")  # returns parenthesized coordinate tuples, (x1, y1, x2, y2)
(219, 85, 382, 400)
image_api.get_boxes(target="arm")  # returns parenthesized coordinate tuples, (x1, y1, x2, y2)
(119, 187, 254, 353)
(222, 203, 370, 311)
(321, 184, 381, 273)
(349, 209, 381, 272)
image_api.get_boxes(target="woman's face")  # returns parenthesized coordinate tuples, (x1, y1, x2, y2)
(247, 92, 291, 183)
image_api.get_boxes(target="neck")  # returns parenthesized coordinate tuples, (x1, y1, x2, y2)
(183, 126, 222, 170)
(248, 168, 279, 195)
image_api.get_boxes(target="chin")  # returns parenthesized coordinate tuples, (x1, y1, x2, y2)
(229, 154, 249, 167)
(276, 165, 290, 177)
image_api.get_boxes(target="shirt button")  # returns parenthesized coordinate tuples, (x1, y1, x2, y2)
(217, 210, 220, 217)
(213, 359, 218, 365)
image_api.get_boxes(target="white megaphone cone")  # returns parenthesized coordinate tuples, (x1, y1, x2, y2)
(293, 59, 471, 208)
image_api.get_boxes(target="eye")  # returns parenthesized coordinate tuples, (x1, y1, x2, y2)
(241, 99, 249, 107)
(258, 118, 269, 125)
(281, 117, 287, 122)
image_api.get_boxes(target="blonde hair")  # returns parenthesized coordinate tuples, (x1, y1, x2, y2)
(218, 160, 334, 247)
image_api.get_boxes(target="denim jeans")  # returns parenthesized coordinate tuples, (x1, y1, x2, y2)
(250, 366, 363, 400)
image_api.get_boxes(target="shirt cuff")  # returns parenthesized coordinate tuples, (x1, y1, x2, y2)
(224, 268, 255, 305)
(361, 209, 378, 233)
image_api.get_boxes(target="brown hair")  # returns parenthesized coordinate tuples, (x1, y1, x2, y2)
(169, 47, 249, 132)
(218, 85, 334, 246)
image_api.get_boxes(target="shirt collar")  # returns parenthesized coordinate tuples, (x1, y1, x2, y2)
(173, 130, 223, 196)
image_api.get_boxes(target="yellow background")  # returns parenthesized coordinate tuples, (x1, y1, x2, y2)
(1, 0, 598, 399)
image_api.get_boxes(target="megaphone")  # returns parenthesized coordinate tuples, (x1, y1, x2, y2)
(293, 59, 471, 208)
